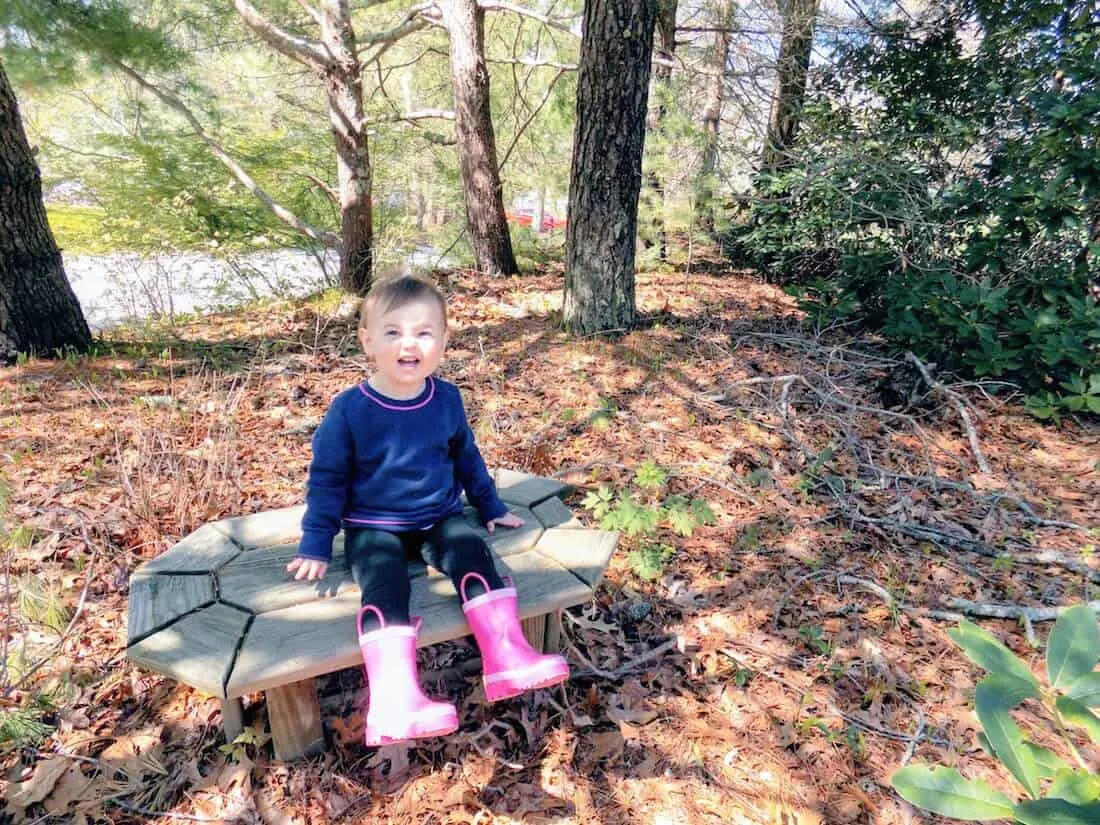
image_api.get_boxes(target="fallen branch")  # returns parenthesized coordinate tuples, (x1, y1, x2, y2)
(844, 511, 1100, 584)
(905, 352, 991, 474)
(940, 598, 1100, 623)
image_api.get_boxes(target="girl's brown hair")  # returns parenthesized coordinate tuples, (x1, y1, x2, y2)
(358, 275, 447, 330)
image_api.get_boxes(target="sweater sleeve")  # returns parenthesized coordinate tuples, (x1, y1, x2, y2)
(298, 395, 354, 563)
(450, 393, 508, 524)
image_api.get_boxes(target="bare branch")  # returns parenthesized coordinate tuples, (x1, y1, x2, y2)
(498, 67, 567, 170)
(488, 56, 578, 70)
(905, 351, 992, 475)
(232, 0, 331, 70)
(111, 60, 341, 248)
(364, 108, 456, 125)
(294, 0, 324, 28)
(478, 1, 579, 36)
(359, 10, 434, 50)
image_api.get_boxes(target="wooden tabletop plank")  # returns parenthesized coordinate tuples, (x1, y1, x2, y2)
(140, 524, 241, 574)
(534, 528, 620, 588)
(532, 497, 584, 529)
(128, 571, 214, 644)
(213, 505, 307, 550)
(492, 470, 572, 509)
(127, 603, 251, 697)
(218, 539, 358, 614)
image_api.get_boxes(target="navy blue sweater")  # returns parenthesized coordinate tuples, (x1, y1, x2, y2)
(297, 377, 508, 563)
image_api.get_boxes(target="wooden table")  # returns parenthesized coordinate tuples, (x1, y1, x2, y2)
(126, 470, 618, 760)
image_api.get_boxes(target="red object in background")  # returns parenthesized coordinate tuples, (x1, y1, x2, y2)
(506, 210, 565, 232)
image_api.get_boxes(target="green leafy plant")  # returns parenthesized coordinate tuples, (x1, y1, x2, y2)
(892, 605, 1100, 823)
(582, 462, 716, 580)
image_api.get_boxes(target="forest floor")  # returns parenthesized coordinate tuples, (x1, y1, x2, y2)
(1, 262, 1098, 824)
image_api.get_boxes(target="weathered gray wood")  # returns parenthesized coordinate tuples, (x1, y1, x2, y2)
(534, 528, 619, 588)
(462, 505, 542, 557)
(221, 698, 244, 743)
(127, 603, 251, 697)
(492, 469, 572, 508)
(532, 497, 583, 529)
(520, 614, 548, 651)
(228, 594, 362, 698)
(266, 679, 324, 761)
(218, 540, 356, 613)
(127, 571, 214, 643)
(226, 549, 594, 697)
(141, 524, 240, 574)
(543, 612, 561, 654)
(212, 505, 307, 550)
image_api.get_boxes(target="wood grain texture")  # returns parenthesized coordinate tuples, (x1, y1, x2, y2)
(266, 679, 324, 761)
(534, 528, 619, 588)
(140, 524, 241, 574)
(492, 469, 572, 508)
(462, 505, 541, 557)
(218, 540, 356, 613)
(220, 698, 244, 743)
(127, 603, 251, 697)
(127, 571, 214, 643)
(532, 497, 583, 529)
(213, 505, 307, 549)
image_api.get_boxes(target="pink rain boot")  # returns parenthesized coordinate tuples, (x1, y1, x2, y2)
(357, 605, 459, 746)
(460, 573, 570, 702)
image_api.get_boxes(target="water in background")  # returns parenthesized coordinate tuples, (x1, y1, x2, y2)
(64, 245, 446, 331)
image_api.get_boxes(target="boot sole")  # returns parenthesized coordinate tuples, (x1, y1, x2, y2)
(484, 661, 569, 702)
(364, 709, 459, 746)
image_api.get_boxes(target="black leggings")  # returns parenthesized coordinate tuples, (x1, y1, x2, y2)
(344, 514, 505, 630)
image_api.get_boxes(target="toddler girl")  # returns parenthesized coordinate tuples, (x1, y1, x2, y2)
(287, 275, 568, 746)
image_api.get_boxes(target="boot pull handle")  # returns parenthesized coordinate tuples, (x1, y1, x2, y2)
(357, 604, 385, 636)
(459, 572, 489, 603)
(459, 573, 514, 602)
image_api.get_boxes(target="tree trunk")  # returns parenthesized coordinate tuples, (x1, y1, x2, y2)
(0, 60, 91, 362)
(697, 1, 732, 232)
(440, 0, 519, 276)
(642, 0, 677, 262)
(320, 0, 373, 294)
(563, 0, 657, 335)
(762, 0, 820, 171)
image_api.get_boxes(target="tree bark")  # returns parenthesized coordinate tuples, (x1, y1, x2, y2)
(320, 0, 372, 294)
(234, 0, 372, 294)
(642, 0, 677, 262)
(0, 60, 92, 362)
(440, 0, 519, 276)
(697, 1, 732, 232)
(563, 0, 657, 335)
(761, 0, 820, 171)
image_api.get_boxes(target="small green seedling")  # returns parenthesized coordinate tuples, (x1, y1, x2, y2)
(892, 605, 1100, 823)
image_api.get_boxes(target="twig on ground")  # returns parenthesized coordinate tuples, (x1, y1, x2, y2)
(941, 598, 1100, 623)
(900, 705, 926, 766)
(561, 612, 679, 679)
(904, 352, 991, 474)
(843, 511, 1100, 584)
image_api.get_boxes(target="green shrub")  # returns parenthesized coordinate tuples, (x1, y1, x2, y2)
(729, 2, 1100, 417)
(892, 606, 1100, 823)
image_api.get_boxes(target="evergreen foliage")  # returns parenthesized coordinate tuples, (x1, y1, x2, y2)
(730, 1, 1100, 415)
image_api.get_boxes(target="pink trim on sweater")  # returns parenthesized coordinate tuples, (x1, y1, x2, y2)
(358, 376, 435, 410)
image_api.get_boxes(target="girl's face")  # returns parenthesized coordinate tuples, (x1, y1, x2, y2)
(358, 298, 447, 399)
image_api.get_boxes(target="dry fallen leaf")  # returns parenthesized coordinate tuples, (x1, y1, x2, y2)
(6, 757, 70, 808)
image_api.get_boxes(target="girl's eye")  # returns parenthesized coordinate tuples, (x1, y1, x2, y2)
(418, 330, 433, 338)
(384, 330, 398, 336)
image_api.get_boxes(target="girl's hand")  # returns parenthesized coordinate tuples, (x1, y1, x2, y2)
(486, 511, 524, 533)
(287, 557, 329, 581)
